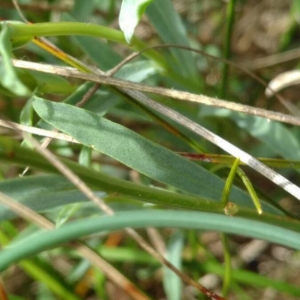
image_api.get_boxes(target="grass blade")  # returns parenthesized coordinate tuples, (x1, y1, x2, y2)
(1, 210, 300, 271)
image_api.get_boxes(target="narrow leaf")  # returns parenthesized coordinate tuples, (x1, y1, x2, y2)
(163, 231, 183, 300)
(0, 137, 282, 215)
(146, 0, 197, 79)
(201, 108, 300, 160)
(1, 210, 300, 271)
(237, 168, 262, 215)
(71, 0, 98, 21)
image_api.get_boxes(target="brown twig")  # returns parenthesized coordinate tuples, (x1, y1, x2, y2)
(9, 59, 300, 127)
(6, 57, 300, 201)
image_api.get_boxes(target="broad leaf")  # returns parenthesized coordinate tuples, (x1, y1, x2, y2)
(0, 22, 31, 96)
(119, 0, 153, 44)
(33, 97, 262, 207)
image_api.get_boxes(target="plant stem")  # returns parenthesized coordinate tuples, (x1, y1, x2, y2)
(6, 21, 167, 69)
(219, 0, 236, 98)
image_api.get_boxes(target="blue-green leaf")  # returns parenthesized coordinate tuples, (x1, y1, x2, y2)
(0, 22, 31, 96)
(73, 36, 122, 71)
(146, 0, 197, 79)
(71, 0, 99, 21)
(55, 203, 83, 228)
(33, 97, 255, 205)
(115, 61, 158, 82)
(163, 231, 183, 300)
(29, 70, 76, 95)
(1, 210, 300, 271)
(202, 108, 300, 160)
(0, 174, 107, 221)
(64, 14, 122, 71)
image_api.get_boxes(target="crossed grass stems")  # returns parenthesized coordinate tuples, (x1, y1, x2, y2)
(2, 7, 300, 300)
(1, 41, 229, 300)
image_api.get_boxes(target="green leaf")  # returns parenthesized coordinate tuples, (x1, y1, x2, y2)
(201, 261, 300, 297)
(0, 22, 31, 96)
(115, 61, 158, 82)
(146, 0, 197, 79)
(55, 203, 83, 228)
(0, 21, 31, 49)
(119, 0, 153, 44)
(1, 210, 300, 271)
(0, 137, 283, 215)
(18, 258, 81, 300)
(64, 12, 122, 71)
(20, 97, 34, 126)
(29, 70, 76, 95)
(64, 82, 120, 116)
(203, 109, 300, 160)
(33, 97, 255, 206)
(163, 231, 183, 300)
(79, 146, 92, 167)
(73, 35, 122, 71)
(71, 0, 99, 21)
(0, 174, 107, 221)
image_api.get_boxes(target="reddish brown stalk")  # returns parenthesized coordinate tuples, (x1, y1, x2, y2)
(179, 152, 214, 162)
(0, 279, 8, 300)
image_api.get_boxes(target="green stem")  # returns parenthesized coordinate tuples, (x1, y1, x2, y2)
(5, 21, 167, 69)
(197, 261, 300, 297)
(236, 168, 262, 215)
(1, 137, 300, 232)
(221, 158, 240, 206)
(6, 21, 203, 153)
(220, 233, 232, 297)
(190, 154, 300, 169)
(219, 0, 236, 98)
(20, 260, 81, 300)
(0, 136, 224, 214)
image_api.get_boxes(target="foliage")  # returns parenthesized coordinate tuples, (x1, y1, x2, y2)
(0, 0, 300, 299)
